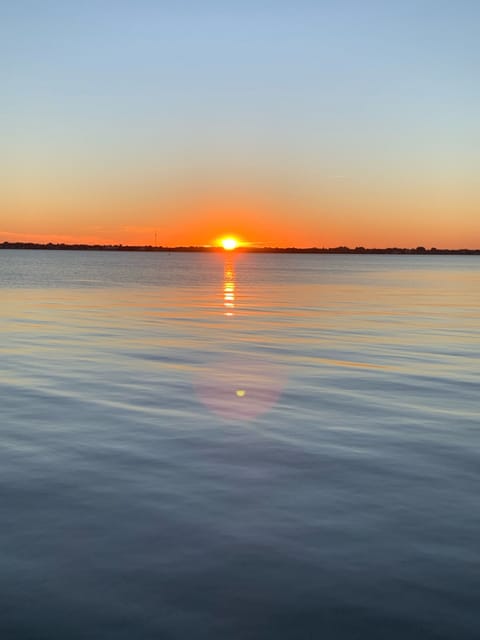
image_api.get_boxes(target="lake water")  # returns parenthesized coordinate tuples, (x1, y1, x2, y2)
(1, 250, 479, 639)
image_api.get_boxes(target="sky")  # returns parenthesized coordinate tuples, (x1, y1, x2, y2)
(2, 0, 479, 248)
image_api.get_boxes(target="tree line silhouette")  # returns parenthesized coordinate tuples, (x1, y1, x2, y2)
(1, 242, 479, 255)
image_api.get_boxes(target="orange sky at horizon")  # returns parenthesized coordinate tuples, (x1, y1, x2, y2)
(2, 178, 479, 249)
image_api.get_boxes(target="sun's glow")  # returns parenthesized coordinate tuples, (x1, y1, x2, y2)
(221, 237, 238, 250)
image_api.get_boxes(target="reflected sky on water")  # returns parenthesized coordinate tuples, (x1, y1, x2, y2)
(1, 250, 479, 639)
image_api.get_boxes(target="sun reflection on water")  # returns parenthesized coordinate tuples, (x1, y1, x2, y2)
(223, 256, 235, 316)
(194, 253, 288, 421)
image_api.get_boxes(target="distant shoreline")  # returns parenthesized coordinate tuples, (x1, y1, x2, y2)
(1, 242, 479, 255)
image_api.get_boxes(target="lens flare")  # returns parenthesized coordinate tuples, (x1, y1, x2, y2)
(195, 356, 287, 422)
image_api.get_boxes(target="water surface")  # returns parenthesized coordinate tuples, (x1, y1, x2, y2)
(1, 250, 479, 639)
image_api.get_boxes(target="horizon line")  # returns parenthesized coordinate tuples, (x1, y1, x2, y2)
(1, 241, 479, 254)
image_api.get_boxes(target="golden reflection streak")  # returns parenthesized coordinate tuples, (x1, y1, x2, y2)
(223, 255, 235, 316)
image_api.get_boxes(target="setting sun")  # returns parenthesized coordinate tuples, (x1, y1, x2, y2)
(221, 237, 238, 251)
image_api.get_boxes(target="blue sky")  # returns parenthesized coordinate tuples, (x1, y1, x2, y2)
(2, 1, 479, 246)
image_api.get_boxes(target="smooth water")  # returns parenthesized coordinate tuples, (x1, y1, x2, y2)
(1, 250, 479, 639)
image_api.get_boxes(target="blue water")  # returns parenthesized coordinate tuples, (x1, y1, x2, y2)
(1, 250, 479, 639)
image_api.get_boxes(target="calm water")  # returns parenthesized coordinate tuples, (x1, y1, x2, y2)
(1, 250, 479, 639)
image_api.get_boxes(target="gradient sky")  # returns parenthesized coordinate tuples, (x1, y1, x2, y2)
(2, 0, 479, 247)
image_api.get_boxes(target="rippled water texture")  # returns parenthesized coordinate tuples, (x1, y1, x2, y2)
(1, 250, 479, 639)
